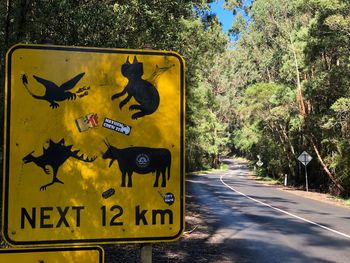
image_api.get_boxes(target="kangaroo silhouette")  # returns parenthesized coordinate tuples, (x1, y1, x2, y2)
(22, 72, 85, 108)
(102, 140, 171, 187)
(111, 56, 160, 119)
(22, 138, 97, 190)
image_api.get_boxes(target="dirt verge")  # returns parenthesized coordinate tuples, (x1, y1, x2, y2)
(104, 188, 230, 263)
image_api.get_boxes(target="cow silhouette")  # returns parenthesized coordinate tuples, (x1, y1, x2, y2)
(102, 141, 171, 187)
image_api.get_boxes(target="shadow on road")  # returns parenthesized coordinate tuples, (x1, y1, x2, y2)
(103, 171, 346, 262)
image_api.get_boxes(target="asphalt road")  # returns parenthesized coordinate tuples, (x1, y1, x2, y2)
(187, 159, 350, 263)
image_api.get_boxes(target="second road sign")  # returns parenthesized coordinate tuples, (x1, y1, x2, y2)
(298, 151, 312, 166)
(0, 247, 104, 263)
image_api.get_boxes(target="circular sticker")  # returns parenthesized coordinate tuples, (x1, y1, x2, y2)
(164, 193, 175, 206)
(136, 154, 150, 168)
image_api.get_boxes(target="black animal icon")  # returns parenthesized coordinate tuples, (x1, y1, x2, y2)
(102, 141, 171, 187)
(22, 138, 97, 191)
(22, 72, 85, 108)
(111, 56, 160, 119)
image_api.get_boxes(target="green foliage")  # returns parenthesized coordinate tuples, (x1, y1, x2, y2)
(233, 83, 299, 176)
(2, 0, 350, 195)
(233, 123, 261, 152)
(0, 0, 229, 173)
(227, 0, 350, 195)
(224, 0, 243, 10)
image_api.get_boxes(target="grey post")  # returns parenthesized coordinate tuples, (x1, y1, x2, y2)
(140, 244, 152, 263)
(284, 174, 287, 186)
(305, 166, 309, 192)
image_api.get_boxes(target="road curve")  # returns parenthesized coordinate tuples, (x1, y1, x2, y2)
(187, 159, 350, 263)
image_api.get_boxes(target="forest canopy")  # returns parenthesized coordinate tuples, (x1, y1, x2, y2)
(1, 0, 350, 196)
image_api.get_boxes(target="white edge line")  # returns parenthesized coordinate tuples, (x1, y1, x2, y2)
(220, 174, 350, 240)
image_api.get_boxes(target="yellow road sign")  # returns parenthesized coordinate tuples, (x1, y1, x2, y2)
(3, 44, 185, 246)
(0, 247, 104, 263)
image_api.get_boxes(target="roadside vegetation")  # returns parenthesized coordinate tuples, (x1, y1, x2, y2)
(1, 0, 350, 197)
(227, 0, 350, 197)
(191, 163, 230, 175)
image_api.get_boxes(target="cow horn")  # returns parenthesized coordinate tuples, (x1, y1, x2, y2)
(126, 56, 130, 64)
(133, 56, 138, 63)
(103, 139, 110, 147)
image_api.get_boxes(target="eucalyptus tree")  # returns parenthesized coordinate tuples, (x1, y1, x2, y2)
(226, 0, 350, 194)
(0, 0, 231, 171)
(300, 0, 350, 194)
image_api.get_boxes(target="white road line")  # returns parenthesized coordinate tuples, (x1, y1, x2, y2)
(220, 174, 350, 240)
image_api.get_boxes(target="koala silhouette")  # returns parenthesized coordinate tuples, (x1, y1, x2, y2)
(111, 56, 160, 119)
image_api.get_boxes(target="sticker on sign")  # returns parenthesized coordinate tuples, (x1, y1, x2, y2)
(2, 44, 185, 246)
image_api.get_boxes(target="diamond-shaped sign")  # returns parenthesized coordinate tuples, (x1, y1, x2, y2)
(298, 151, 312, 166)
(256, 160, 263, 167)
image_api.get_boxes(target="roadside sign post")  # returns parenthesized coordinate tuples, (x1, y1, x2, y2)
(140, 244, 152, 263)
(3, 44, 185, 246)
(284, 174, 288, 186)
(297, 151, 312, 192)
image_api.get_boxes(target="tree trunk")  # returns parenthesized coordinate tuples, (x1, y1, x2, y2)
(5, 0, 11, 46)
(16, 0, 30, 40)
(290, 38, 306, 117)
(279, 124, 297, 178)
(310, 137, 344, 193)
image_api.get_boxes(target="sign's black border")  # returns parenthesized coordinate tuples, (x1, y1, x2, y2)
(0, 246, 104, 262)
(3, 44, 185, 246)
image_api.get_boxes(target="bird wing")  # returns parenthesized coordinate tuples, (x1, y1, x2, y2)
(33, 75, 58, 90)
(60, 72, 85, 91)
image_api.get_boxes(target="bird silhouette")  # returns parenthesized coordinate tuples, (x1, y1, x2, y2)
(23, 72, 85, 108)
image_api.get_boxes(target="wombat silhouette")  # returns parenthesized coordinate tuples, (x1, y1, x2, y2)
(111, 56, 160, 119)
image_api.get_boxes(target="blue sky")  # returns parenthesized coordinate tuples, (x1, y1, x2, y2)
(209, 0, 252, 35)
(209, 0, 235, 33)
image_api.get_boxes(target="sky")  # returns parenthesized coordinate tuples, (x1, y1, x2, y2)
(209, 0, 252, 35)
(209, 0, 235, 33)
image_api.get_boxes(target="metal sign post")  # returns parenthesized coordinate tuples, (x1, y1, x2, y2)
(284, 174, 288, 186)
(3, 44, 185, 246)
(297, 151, 312, 192)
(140, 244, 152, 263)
